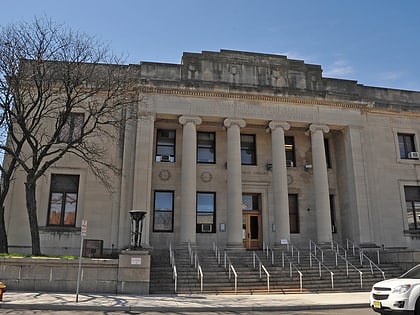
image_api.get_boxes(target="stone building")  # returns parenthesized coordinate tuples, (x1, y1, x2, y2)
(5, 49, 420, 256)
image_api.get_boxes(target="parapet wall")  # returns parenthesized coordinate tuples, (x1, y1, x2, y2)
(0, 250, 150, 294)
(381, 249, 420, 271)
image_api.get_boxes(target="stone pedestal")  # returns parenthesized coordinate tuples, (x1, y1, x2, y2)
(118, 250, 150, 294)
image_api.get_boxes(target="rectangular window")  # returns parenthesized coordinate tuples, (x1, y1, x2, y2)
(58, 113, 84, 143)
(285, 136, 295, 167)
(47, 174, 79, 227)
(325, 138, 332, 168)
(197, 132, 215, 163)
(330, 195, 337, 233)
(153, 191, 174, 232)
(289, 194, 299, 233)
(156, 129, 176, 162)
(405, 186, 420, 230)
(242, 194, 260, 211)
(399, 133, 417, 159)
(241, 134, 256, 165)
(196, 192, 216, 233)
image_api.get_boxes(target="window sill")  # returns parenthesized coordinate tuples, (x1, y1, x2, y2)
(398, 158, 420, 165)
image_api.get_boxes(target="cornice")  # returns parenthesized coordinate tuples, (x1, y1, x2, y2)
(367, 108, 420, 118)
(139, 86, 372, 111)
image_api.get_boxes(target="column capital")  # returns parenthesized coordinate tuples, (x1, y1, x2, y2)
(268, 121, 290, 132)
(309, 124, 329, 134)
(223, 118, 246, 128)
(179, 115, 202, 126)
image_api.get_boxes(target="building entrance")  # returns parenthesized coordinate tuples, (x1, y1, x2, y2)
(242, 211, 262, 249)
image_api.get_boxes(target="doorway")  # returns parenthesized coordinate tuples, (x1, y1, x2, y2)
(242, 212, 262, 249)
(242, 194, 262, 249)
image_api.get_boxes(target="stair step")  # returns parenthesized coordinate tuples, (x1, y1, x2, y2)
(149, 245, 404, 294)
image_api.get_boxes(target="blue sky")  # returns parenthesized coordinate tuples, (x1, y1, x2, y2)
(2, 0, 420, 91)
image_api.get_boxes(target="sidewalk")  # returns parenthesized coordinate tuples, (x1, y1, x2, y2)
(0, 291, 370, 312)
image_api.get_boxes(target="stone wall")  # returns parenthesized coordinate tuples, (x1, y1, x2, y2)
(380, 249, 420, 271)
(0, 251, 150, 294)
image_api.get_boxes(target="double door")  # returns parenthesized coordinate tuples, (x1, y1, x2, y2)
(242, 211, 262, 249)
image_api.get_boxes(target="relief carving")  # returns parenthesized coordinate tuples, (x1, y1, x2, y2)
(159, 170, 172, 181)
(200, 171, 213, 183)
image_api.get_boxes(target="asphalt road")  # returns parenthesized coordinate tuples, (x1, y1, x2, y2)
(0, 308, 375, 315)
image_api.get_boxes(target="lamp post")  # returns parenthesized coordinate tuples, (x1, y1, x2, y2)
(129, 210, 146, 249)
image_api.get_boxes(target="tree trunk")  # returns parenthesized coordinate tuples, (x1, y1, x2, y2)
(25, 177, 41, 256)
(0, 205, 8, 253)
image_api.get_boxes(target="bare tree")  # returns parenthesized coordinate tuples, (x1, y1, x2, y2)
(0, 17, 137, 255)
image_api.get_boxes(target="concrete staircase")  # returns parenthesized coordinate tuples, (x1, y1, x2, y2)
(149, 249, 176, 294)
(149, 244, 404, 295)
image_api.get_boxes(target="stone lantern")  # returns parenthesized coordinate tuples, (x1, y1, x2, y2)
(129, 210, 146, 249)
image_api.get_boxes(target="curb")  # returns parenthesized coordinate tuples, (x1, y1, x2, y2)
(0, 302, 370, 312)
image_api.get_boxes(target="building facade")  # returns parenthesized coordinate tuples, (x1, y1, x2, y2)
(5, 50, 420, 256)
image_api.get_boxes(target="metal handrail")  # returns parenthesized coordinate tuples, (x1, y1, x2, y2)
(331, 241, 364, 288)
(169, 243, 177, 292)
(187, 241, 193, 264)
(213, 243, 237, 293)
(224, 251, 238, 294)
(263, 241, 275, 265)
(346, 239, 381, 264)
(331, 240, 348, 260)
(213, 242, 222, 265)
(195, 253, 204, 292)
(346, 239, 385, 279)
(281, 252, 303, 292)
(309, 240, 324, 262)
(188, 241, 204, 292)
(252, 251, 270, 292)
(287, 242, 301, 265)
(309, 252, 334, 289)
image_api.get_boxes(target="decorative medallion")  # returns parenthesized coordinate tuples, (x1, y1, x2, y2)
(200, 171, 213, 183)
(287, 175, 293, 185)
(159, 170, 172, 181)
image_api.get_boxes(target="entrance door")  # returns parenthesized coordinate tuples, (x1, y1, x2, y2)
(242, 212, 262, 249)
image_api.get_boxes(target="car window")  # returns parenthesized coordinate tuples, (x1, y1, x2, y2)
(400, 265, 420, 279)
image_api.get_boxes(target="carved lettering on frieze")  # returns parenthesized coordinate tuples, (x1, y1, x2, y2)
(213, 100, 312, 121)
(241, 169, 269, 176)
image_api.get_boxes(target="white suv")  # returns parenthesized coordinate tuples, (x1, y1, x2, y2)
(370, 264, 420, 314)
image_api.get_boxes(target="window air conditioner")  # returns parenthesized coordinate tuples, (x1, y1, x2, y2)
(286, 160, 294, 167)
(160, 155, 175, 162)
(201, 224, 212, 232)
(408, 152, 420, 159)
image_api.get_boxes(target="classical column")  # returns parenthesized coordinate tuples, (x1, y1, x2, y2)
(268, 121, 291, 245)
(117, 105, 137, 249)
(309, 124, 332, 243)
(224, 118, 246, 248)
(179, 115, 202, 245)
(131, 114, 155, 248)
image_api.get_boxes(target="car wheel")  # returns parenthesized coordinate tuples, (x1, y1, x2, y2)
(415, 298, 420, 315)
